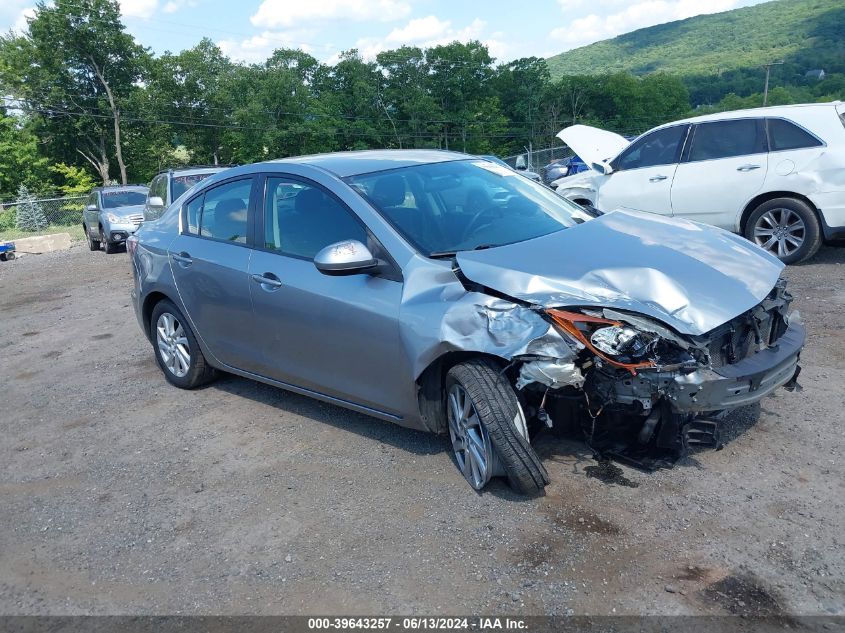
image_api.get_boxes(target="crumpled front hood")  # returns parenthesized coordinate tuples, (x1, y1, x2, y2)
(456, 210, 784, 336)
(557, 124, 630, 167)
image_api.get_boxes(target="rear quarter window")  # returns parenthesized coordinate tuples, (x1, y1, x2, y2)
(767, 118, 824, 151)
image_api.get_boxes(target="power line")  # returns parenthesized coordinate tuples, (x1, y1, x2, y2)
(1, 96, 542, 139)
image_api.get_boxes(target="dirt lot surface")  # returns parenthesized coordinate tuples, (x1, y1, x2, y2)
(0, 243, 843, 617)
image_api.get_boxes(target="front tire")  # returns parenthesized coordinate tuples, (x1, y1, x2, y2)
(744, 197, 821, 264)
(86, 225, 101, 251)
(151, 300, 216, 389)
(100, 228, 118, 254)
(446, 360, 549, 495)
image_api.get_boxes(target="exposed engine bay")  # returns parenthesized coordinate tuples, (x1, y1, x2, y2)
(488, 279, 803, 470)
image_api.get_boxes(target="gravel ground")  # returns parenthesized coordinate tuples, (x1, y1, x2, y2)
(0, 243, 843, 617)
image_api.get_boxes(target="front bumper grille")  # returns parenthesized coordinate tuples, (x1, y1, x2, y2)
(706, 283, 791, 368)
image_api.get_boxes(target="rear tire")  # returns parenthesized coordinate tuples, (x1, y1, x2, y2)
(150, 299, 216, 389)
(446, 359, 549, 495)
(86, 226, 101, 251)
(744, 197, 821, 264)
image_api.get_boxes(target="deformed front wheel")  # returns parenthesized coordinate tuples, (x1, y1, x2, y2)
(446, 359, 549, 495)
(150, 299, 216, 389)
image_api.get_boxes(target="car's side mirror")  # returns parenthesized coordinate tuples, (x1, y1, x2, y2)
(148, 196, 165, 207)
(314, 240, 378, 276)
(592, 161, 613, 175)
(86, 204, 98, 211)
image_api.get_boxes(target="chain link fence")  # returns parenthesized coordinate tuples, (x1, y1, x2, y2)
(0, 194, 87, 241)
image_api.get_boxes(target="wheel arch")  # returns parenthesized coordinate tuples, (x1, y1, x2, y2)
(416, 351, 510, 434)
(141, 291, 172, 341)
(739, 191, 820, 233)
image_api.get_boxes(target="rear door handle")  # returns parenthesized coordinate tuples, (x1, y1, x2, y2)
(172, 252, 192, 267)
(251, 273, 283, 289)
(737, 164, 761, 172)
(649, 175, 668, 182)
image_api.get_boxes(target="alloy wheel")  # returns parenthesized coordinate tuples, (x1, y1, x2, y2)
(752, 207, 806, 258)
(156, 312, 191, 378)
(447, 383, 494, 490)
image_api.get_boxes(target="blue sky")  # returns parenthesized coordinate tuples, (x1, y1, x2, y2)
(2, 0, 770, 64)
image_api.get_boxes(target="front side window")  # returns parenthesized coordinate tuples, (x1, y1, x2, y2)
(347, 159, 592, 257)
(767, 118, 823, 151)
(614, 125, 688, 171)
(184, 179, 251, 243)
(687, 119, 766, 162)
(264, 178, 368, 259)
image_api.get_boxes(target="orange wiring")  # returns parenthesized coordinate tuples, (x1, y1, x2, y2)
(546, 309, 656, 375)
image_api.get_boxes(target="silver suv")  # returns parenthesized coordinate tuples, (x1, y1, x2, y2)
(82, 185, 148, 254)
(144, 166, 228, 221)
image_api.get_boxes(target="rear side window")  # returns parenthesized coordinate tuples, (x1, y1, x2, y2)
(687, 119, 766, 162)
(767, 118, 823, 151)
(614, 125, 688, 171)
(264, 177, 367, 259)
(183, 179, 252, 243)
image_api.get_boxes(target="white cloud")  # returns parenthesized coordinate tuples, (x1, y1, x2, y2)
(335, 16, 495, 63)
(385, 15, 450, 43)
(119, 0, 159, 19)
(12, 6, 36, 33)
(251, 0, 411, 29)
(550, 0, 740, 49)
(218, 30, 316, 64)
(161, 0, 198, 13)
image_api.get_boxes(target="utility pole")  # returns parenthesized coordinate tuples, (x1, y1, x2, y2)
(762, 60, 784, 106)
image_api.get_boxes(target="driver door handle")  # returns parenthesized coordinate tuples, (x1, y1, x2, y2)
(649, 175, 668, 182)
(172, 252, 192, 267)
(737, 164, 761, 172)
(251, 273, 283, 289)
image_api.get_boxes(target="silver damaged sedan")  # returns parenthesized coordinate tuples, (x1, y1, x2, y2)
(128, 150, 805, 494)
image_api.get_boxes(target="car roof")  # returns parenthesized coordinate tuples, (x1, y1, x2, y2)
(157, 166, 228, 177)
(263, 149, 470, 178)
(95, 185, 148, 191)
(652, 102, 841, 130)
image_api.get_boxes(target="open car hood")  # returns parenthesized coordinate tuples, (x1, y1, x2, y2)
(556, 125, 630, 167)
(456, 210, 784, 336)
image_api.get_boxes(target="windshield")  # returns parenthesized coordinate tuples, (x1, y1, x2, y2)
(347, 159, 592, 257)
(172, 172, 217, 200)
(101, 190, 147, 208)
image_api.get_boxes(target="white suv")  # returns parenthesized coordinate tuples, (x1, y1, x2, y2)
(553, 102, 845, 263)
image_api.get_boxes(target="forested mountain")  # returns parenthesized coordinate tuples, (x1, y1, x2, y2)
(547, 0, 845, 107)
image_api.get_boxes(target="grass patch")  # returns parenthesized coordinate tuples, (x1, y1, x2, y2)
(0, 224, 85, 243)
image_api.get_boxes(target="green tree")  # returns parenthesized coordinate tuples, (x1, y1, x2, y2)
(144, 39, 234, 165)
(0, 0, 148, 184)
(50, 163, 96, 196)
(14, 184, 48, 232)
(425, 41, 498, 152)
(0, 112, 50, 197)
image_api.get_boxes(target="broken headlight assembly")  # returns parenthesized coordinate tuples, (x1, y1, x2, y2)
(590, 325, 654, 359)
(545, 309, 697, 373)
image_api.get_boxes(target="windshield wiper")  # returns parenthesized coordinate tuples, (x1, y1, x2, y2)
(428, 243, 502, 259)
